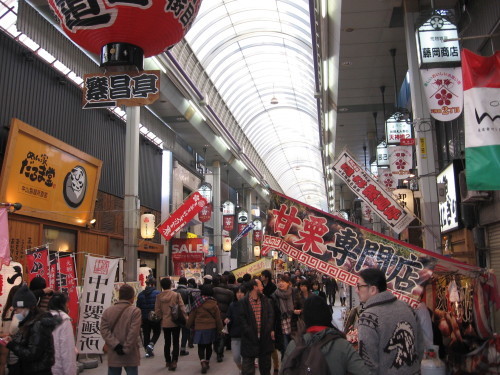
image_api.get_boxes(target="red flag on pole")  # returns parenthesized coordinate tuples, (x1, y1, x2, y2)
(58, 254, 79, 334)
(26, 246, 50, 284)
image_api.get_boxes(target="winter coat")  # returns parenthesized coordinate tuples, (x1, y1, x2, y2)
(240, 294, 275, 358)
(357, 291, 423, 375)
(50, 310, 77, 375)
(226, 300, 243, 338)
(136, 286, 160, 320)
(100, 301, 142, 368)
(280, 327, 368, 375)
(154, 290, 187, 328)
(186, 299, 222, 332)
(263, 280, 277, 298)
(7, 311, 60, 375)
(212, 286, 234, 322)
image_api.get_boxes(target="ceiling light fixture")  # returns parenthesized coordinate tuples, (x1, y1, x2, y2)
(270, 84, 278, 105)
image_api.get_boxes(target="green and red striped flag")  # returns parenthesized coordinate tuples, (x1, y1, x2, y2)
(463, 49, 500, 190)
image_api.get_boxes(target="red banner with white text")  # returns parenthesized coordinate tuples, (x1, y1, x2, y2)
(58, 254, 79, 333)
(158, 192, 208, 241)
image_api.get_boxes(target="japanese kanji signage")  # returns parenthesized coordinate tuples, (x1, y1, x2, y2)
(0, 208, 10, 269)
(26, 246, 49, 283)
(223, 215, 234, 231)
(385, 115, 412, 145)
(436, 160, 461, 233)
(0, 119, 102, 227)
(158, 192, 208, 241)
(376, 141, 390, 167)
(421, 68, 463, 121)
(48, 0, 204, 58)
(198, 203, 212, 223)
(83, 71, 160, 109)
(77, 256, 119, 354)
(262, 191, 480, 308)
(58, 255, 79, 334)
(332, 150, 415, 234)
(0, 262, 23, 319)
(416, 14, 461, 68)
(388, 145, 413, 179)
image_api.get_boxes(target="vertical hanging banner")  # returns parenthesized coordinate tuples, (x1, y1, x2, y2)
(58, 255, 79, 333)
(462, 49, 500, 190)
(378, 168, 397, 191)
(48, 253, 59, 290)
(420, 68, 463, 121)
(158, 192, 208, 241)
(262, 191, 481, 308)
(388, 145, 413, 179)
(332, 150, 415, 234)
(223, 216, 234, 231)
(0, 208, 10, 269)
(233, 222, 256, 245)
(0, 262, 23, 319)
(26, 246, 49, 283)
(76, 255, 119, 354)
(198, 203, 212, 223)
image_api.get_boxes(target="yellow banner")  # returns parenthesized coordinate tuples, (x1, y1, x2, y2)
(0, 119, 102, 226)
(231, 257, 273, 279)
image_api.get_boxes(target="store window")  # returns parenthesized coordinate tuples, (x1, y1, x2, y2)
(43, 225, 76, 253)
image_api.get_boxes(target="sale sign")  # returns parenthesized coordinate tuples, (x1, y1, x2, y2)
(158, 192, 208, 241)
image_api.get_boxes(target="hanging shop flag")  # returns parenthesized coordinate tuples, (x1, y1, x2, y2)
(0, 208, 10, 269)
(223, 215, 234, 231)
(26, 246, 49, 283)
(198, 203, 212, 223)
(253, 230, 262, 243)
(48, 253, 59, 291)
(158, 192, 208, 241)
(76, 255, 119, 354)
(389, 145, 413, 179)
(0, 262, 23, 319)
(262, 190, 481, 308)
(420, 68, 463, 121)
(462, 49, 500, 190)
(333, 150, 415, 234)
(233, 222, 256, 245)
(378, 168, 397, 191)
(361, 201, 373, 223)
(58, 255, 79, 334)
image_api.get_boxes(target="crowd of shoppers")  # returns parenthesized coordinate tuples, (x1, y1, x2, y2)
(0, 267, 424, 375)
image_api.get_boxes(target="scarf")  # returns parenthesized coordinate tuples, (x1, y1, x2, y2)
(274, 287, 294, 315)
(192, 294, 216, 311)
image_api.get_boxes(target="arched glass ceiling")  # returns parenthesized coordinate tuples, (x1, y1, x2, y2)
(185, 0, 327, 209)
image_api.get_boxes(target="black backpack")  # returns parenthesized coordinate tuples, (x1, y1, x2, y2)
(281, 332, 342, 375)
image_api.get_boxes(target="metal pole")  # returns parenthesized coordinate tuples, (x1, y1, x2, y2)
(213, 161, 223, 272)
(124, 106, 140, 281)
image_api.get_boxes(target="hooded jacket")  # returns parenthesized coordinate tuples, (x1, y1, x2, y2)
(136, 286, 160, 320)
(7, 311, 60, 375)
(357, 291, 423, 375)
(154, 290, 187, 328)
(50, 310, 77, 375)
(280, 327, 368, 375)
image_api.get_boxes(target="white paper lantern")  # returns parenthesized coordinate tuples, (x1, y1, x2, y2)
(253, 245, 261, 257)
(223, 237, 232, 252)
(140, 213, 155, 239)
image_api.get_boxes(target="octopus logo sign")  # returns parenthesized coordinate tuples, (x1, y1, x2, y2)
(63, 166, 87, 208)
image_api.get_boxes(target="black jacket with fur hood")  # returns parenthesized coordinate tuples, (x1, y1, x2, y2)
(7, 310, 61, 374)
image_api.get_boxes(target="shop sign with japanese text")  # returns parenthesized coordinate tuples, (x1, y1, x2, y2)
(76, 256, 119, 354)
(83, 70, 160, 109)
(332, 150, 415, 234)
(385, 116, 412, 145)
(436, 161, 461, 233)
(416, 14, 461, 68)
(262, 191, 480, 308)
(158, 192, 208, 241)
(421, 68, 463, 121)
(0, 119, 102, 227)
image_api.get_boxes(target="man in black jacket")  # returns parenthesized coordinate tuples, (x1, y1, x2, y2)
(213, 275, 234, 362)
(240, 278, 275, 375)
(173, 276, 191, 356)
(260, 269, 277, 298)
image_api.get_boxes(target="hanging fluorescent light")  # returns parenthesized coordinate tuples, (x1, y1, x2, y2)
(188, 100, 206, 121)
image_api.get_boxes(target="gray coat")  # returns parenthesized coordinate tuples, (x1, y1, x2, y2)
(357, 291, 423, 375)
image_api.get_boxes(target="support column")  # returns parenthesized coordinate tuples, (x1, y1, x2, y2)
(245, 189, 253, 264)
(404, 11, 441, 252)
(160, 150, 173, 277)
(212, 161, 223, 272)
(124, 106, 140, 281)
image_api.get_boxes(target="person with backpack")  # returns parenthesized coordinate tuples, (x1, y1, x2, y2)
(173, 277, 191, 356)
(280, 295, 367, 375)
(136, 277, 161, 357)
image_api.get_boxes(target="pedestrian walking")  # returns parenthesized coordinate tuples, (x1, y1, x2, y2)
(173, 277, 192, 356)
(225, 285, 246, 372)
(136, 278, 161, 357)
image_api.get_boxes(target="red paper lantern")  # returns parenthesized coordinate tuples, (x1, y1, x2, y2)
(198, 203, 212, 223)
(48, 0, 203, 58)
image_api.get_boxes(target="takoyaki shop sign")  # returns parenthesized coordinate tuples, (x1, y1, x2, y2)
(262, 190, 480, 308)
(0, 119, 102, 226)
